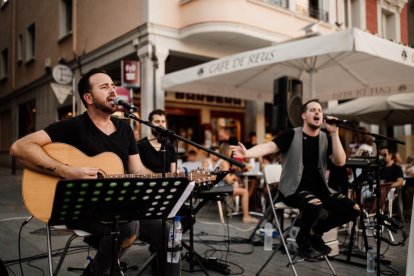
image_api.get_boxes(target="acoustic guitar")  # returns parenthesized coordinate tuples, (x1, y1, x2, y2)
(22, 143, 216, 223)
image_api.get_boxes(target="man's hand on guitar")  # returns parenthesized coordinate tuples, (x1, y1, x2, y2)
(63, 166, 100, 179)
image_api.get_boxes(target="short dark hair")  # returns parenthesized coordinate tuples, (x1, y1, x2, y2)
(148, 109, 166, 121)
(77, 68, 107, 108)
(301, 98, 321, 113)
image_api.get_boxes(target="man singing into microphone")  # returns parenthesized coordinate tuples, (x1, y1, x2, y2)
(10, 68, 151, 275)
(231, 98, 360, 258)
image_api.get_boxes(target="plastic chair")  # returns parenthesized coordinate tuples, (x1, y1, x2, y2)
(256, 164, 337, 276)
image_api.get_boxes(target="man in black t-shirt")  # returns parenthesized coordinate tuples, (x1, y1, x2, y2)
(10, 68, 152, 275)
(137, 109, 177, 173)
(137, 109, 181, 275)
(231, 99, 360, 258)
(378, 146, 404, 212)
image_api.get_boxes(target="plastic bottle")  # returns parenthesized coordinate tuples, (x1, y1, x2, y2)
(367, 247, 375, 272)
(84, 255, 93, 269)
(264, 222, 273, 251)
(167, 216, 182, 263)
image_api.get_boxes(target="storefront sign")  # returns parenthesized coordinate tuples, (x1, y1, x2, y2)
(166, 92, 244, 107)
(121, 60, 140, 88)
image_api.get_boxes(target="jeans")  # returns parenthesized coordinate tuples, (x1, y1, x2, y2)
(283, 191, 360, 237)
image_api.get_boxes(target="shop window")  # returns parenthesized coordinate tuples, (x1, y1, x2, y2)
(210, 111, 245, 146)
(165, 108, 202, 158)
(58, 105, 74, 120)
(0, 110, 12, 152)
(18, 100, 36, 138)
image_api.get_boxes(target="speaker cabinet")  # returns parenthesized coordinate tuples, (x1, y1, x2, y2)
(273, 76, 303, 133)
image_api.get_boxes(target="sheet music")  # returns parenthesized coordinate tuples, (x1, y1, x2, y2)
(168, 181, 195, 218)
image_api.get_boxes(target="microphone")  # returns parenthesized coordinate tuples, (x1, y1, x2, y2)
(324, 116, 350, 125)
(114, 97, 139, 112)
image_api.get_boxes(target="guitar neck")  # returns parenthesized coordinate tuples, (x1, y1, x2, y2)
(107, 172, 186, 179)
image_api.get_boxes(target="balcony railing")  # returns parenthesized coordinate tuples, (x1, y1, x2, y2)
(297, 2, 329, 22)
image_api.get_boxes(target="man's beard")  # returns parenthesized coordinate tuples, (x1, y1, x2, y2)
(151, 127, 159, 137)
(308, 122, 320, 131)
(93, 99, 116, 114)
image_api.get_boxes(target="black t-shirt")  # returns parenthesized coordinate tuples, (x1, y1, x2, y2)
(137, 137, 177, 173)
(44, 112, 138, 172)
(381, 163, 403, 182)
(274, 129, 331, 197)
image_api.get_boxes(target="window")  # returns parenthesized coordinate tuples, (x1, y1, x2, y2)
(382, 9, 397, 41)
(26, 23, 35, 62)
(59, 0, 73, 38)
(344, 0, 363, 28)
(297, 0, 329, 22)
(262, 0, 288, 9)
(17, 34, 23, 62)
(0, 48, 8, 80)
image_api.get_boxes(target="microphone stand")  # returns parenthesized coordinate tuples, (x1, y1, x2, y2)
(334, 122, 405, 276)
(124, 110, 245, 275)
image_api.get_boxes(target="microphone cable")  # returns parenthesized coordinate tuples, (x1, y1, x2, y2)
(18, 216, 33, 276)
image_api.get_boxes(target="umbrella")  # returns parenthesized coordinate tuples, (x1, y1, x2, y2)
(162, 28, 414, 103)
(324, 93, 414, 125)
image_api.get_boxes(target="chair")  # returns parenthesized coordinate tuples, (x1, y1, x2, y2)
(256, 164, 337, 276)
(48, 225, 158, 276)
(53, 226, 91, 275)
(45, 225, 92, 276)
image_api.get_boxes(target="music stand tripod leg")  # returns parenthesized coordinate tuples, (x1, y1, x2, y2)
(46, 224, 54, 276)
(110, 217, 121, 275)
(184, 195, 210, 275)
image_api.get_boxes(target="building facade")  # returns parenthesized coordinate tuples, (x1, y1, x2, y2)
(0, 0, 411, 167)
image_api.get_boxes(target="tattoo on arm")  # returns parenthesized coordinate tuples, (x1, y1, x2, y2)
(37, 165, 57, 175)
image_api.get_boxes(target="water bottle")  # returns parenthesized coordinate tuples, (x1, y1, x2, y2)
(264, 222, 273, 251)
(167, 216, 182, 263)
(83, 255, 93, 269)
(367, 247, 375, 272)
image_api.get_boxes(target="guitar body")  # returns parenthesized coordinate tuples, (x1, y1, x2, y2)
(22, 143, 124, 223)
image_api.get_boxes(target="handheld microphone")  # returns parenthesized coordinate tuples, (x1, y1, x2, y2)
(324, 116, 350, 125)
(114, 97, 139, 112)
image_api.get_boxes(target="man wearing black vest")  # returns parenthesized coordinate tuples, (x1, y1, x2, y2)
(231, 99, 360, 258)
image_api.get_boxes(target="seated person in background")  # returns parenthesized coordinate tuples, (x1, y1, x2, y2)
(215, 143, 258, 224)
(181, 149, 202, 172)
(362, 146, 404, 214)
(244, 131, 257, 149)
(136, 109, 182, 275)
(202, 146, 222, 171)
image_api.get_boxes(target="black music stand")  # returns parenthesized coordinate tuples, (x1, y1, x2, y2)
(47, 177, 194, 276)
